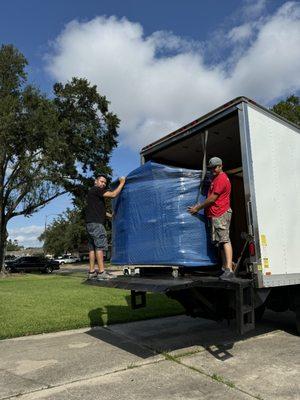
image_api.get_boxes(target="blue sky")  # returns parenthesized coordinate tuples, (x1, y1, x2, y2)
(1, 0, 299, 247)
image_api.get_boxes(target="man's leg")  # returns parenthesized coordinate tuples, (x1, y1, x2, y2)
(89, 250, 96, 273)
(218, 210, 234, 279)
(223, 242, 233, 271)
(95, 249, 105, 273)
(219, 246, 226, 268)
(86, 223, 97, 276)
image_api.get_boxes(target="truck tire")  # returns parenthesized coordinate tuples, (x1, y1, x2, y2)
(45, 266, 53, 274)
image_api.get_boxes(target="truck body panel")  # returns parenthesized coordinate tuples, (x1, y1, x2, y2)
(245, 104, 300, 287)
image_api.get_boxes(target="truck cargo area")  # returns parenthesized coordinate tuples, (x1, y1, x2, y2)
(143, 109, 249, 264)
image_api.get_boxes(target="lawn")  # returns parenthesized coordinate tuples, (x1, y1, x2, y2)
(0, 273, 184, 339)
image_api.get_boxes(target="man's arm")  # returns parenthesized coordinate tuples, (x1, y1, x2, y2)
(104, 177, 126, 199)
(188, 193, 218, 214)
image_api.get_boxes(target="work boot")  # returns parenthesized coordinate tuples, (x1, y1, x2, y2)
(219, 269, 234, 280)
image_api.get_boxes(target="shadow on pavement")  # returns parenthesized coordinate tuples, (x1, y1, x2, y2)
(85, 297, 298, 360)
(87, 307, 155, 359)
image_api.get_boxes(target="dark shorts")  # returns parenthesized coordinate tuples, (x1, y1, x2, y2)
(86, 223, 108, 251)
(210, 209, 232, 246)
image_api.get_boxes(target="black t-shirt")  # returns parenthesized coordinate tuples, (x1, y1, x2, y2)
(85, 187, 106, 224)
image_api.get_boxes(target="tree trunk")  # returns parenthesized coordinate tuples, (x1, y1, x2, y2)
(0, 221, 8, 274)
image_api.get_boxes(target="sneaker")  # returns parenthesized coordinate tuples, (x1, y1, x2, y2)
(97, 271, 117, 280)
(88, 270, 98, 279)
(219, 269, 234, 280)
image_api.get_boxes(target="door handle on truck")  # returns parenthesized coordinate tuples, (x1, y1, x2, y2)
(247, 201, 253, 235)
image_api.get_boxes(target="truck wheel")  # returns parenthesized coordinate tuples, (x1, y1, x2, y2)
(255, 304, 266, 322)
(45, 266, 53, 274)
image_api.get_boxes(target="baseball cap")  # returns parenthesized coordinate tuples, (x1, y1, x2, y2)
(208, 157, 222, 168)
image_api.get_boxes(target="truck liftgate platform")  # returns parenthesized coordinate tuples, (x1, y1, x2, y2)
(85, 274, 255, 335)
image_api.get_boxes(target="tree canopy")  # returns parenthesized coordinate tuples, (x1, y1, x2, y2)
(0, 44, 119, 270)
(38, 208, 88, 256)
(270, 94, 300, 126)
(6, 238, 24, 251)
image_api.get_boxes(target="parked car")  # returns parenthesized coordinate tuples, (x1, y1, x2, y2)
(4, 255, 16, 262)
(5, 256, 60, 274)
(54, 255, 80, 265)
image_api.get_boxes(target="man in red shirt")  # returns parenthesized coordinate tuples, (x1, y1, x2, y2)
(188, 157, 233, 279)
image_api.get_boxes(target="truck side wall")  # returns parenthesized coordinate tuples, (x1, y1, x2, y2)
(247, 105, 300, 287)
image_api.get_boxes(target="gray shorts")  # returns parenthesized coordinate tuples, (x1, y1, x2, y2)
(86, 223, 108, 251)
(210, 209, 232, 246)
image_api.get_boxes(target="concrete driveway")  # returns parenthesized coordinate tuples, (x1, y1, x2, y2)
(0, 311, 299, 400)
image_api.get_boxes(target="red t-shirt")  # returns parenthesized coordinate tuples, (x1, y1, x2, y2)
(206, 172, 231, 218)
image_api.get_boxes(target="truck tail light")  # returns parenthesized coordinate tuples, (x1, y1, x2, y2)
(248, 242, 255, 257)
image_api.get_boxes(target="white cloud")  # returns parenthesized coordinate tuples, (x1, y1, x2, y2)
(231, 2, 300, 102)
(9, 225, 44, 248)
(46, 2, 300, 150)
(227, 23, 254, 42)
(242, 0, 267, 18)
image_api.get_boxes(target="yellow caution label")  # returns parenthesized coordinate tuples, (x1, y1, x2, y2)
(263, 258, 269, 268)
(257, 264, 262, 271)
(261, 234, 267, 247)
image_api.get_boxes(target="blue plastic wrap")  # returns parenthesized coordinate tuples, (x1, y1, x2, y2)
(111, 162, 217, 267)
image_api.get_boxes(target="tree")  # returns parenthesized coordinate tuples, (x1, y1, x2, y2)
(0, 44, 119, 271)
(38, 208, 86, 255)
(6, 238, 24, 251)
(270, 95, 300, 126)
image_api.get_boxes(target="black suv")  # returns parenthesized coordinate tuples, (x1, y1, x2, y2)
(5, 256, 60, 274)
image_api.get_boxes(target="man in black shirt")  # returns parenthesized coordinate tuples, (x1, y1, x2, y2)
(85, 174, 126, 279)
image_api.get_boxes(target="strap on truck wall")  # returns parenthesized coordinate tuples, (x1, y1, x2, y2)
(201, 129, 208, 181)
(196, 129, 208, 203)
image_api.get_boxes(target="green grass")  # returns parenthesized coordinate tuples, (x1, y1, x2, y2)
(0, 274, 184, 340)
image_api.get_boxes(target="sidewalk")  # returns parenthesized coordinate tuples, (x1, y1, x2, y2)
(0, 312, 299, 400)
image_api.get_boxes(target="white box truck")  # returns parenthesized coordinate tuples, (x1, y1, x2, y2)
(87, 97, 300, 334)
